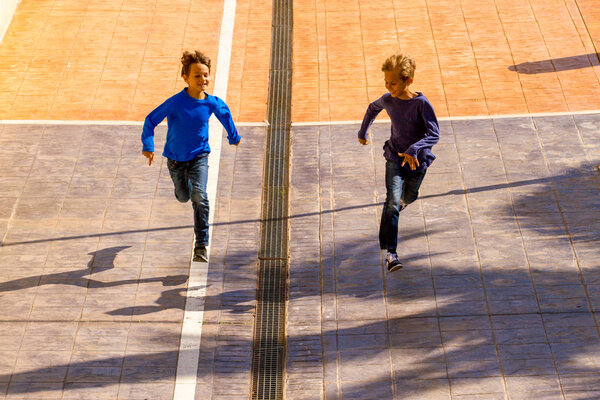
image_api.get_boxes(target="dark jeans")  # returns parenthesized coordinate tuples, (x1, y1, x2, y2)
(379, 160, 426, 253)
(167, 154, 209, 247)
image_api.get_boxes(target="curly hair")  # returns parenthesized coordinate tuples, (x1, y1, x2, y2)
(381, 53, 416, 81)
(181, 50, 211, 77)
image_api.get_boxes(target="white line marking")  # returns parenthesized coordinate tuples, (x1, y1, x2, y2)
(173, 1, 237, 399)
(0, 119, 265, 127)
(0, 120, 146, 125)
(5, 109, 597, 128)
(289, 109, 600, 126)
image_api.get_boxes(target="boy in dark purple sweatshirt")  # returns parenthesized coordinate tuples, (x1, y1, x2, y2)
(358, 53, 440, 272)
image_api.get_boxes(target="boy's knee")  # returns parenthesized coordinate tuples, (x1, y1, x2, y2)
(190, 189, 208, 205)
(174, 190, 190, 203)
(385, 195, 402, 211)
(402, 191, 419, 205)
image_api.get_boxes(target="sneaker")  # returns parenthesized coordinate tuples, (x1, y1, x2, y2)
(385, 252, 403, 272)
(193, 246, 208, 262)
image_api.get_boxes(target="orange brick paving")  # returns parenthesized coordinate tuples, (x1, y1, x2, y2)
(291, 0, 600, 122)
(0, 0, 273, 122)
(225, 0, 272, 123)
(0, 0, 226, 121)
(2, 0, 600, 122)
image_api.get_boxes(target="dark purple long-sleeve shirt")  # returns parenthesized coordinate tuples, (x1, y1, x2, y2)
(358, 92, 440, 171)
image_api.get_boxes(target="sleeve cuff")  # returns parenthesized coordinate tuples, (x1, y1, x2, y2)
(228, 134, 241, 145)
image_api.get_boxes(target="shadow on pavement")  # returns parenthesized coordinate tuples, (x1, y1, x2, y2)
(3, 251, 599, 396)
(2, 164, 599, 397)
(0, 246, 188, 293)
(508, 53, 600, 74)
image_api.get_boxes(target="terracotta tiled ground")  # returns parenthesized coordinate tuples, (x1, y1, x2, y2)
(0, 0, 272, 122)
(3, 0, 600, 123)
(292, 0, 600, 122)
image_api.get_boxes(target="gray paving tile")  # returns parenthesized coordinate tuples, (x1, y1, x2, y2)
(494, 324, 547, 344)
(433, 274, 482, 289)
(387, 317, 439, 333)
(5, 382, 63, 399)
(393, 362, 448, 379)
(450, 376, 504, 396)
(442, 330, 494, 346)
(483, 268, 533, 287)
(61, 382, 119, 400)
(505, 375, 561, 393)
(546, 325, 600, 343)
(502, 358, 558, 376)
(117, 382, 175, 400)
(498, 343, 554, 360)
(454, 394, 505, 400)
(561, 373, 600, 392)
(395, 378, 451, 400)
(390, 332, 442, 348)
(339, 350, 391, 382)
(563, 391, 600, 400)
(444, 345, 498, 362)
(387, 301, 437, 319)
(447, 360, 502, 378)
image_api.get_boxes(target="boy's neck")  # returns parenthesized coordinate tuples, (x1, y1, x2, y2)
(397, 90, 417, 100)
(186, 87, 206, 100)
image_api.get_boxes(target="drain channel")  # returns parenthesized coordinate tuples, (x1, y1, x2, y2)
(250, 0, 292, 399)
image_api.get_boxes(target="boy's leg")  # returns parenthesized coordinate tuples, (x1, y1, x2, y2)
(167, 159, 191, 203)
(187, 154, 210, 248)
(400, 169, 427, 206)
(379, 160, 404, 253)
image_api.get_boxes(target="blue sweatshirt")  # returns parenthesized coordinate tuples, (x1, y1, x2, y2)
(358, 92, 439, 171)
(141, 89, 241, 161)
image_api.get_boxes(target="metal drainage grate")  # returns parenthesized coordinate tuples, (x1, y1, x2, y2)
(252, 260, 287, 399)
(250, 0, 292, 398)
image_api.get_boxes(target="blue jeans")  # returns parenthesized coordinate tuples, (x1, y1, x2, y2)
(379, 160, 426, 253)
(167, 154, 209, 247)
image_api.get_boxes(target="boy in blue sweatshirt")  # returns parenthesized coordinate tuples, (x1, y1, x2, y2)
(358, 52, 439, 272)
(141, 51, 241, 262)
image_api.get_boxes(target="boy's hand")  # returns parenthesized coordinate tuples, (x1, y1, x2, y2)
(398, 153, 419, 170)
(358, 137, 369, 145)
(142, 151, 154, 166)
(233, 138, 241, 146)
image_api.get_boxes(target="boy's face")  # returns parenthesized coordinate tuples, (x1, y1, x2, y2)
(183, 63, 210, 93)
(384, 71, 412, 98)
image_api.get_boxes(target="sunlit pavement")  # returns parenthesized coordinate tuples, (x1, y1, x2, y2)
(1, 0, 600, 399)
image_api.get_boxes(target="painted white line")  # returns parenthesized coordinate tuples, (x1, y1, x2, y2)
(0, 120, 147, 125)
(236, 121, 269, 127)
(6, 109, 598, 128)
(0, 120, 266, 127)
(439, 109, 600, 121)
(173, 0, 237, 399)
(289, 109, 600, 126)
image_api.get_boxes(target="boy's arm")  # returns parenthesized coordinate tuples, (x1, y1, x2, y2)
(214, 98, 241, 145)
(357, 97, 385, 144)
(404, 101, 440, 159)
(141, 97, 174, 164)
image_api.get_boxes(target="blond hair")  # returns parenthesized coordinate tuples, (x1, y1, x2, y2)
(181, 50, 211, 77)
(381, 53, 416, 81)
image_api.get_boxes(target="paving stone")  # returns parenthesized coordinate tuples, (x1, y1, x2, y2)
(395, 378, 451, 400)
(2, 103, 600, 400)
(503, 357, 559, 376)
